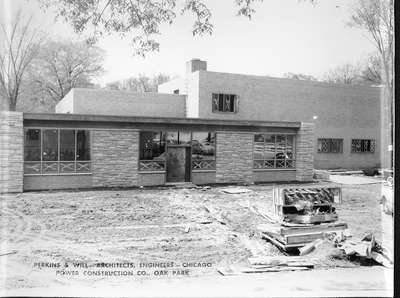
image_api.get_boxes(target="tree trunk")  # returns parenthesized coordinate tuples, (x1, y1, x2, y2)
(381, 85, 393, 170)
(8, 100, 17, 111)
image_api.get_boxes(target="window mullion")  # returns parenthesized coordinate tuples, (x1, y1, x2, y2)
(263, 136, 266, 168)
(284, 135, 287, 168)
(274, 134, 277, 168)
(74, 130, 77, 173)
(40, 129, 43, 174)
(57, 129, 60, 174)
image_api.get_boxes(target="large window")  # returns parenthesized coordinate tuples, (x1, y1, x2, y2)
(212, 93, 236, 113)
(139, 131, 166, 171)
(191, 132, 216, 170)
(317, 138, 343, 153)
(253, 134, 295, 169)
(24, 128, 91, 175)
(139, 131, 216, 171)
(351, 139, 375, 153)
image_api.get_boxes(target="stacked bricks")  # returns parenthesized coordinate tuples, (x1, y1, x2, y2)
(295, 123, 314, 182)
(0, 111, 24, 193)
(92, 129, 139, 187)
(216, 131, 254, 184)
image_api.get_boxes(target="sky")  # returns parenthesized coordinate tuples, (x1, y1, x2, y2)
(1, 0, 376, 85)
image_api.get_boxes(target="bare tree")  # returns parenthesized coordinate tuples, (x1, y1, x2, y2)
(323, 63, 361, 85)
(283, 72, 318, 81)
(105, 73, 172, 92)
(360, 52, 382, 84)
(349, 0, 394, 168)
(30, 40, 105, 102)
(0, 12, 41, 111)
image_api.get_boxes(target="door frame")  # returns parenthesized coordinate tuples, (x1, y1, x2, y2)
(165, 144, 192, 182)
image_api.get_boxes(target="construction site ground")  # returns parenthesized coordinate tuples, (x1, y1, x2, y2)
(0, 179, 393, 296)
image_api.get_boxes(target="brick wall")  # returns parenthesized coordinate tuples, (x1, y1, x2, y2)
(193, 71, 380, 169)
(0, 111, 23, 193)
(92, 129, 139, 187)
(295, 123, 314, 182)
(216, 132, 254, 184)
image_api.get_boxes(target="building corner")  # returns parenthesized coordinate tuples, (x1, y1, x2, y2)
(295, 122, 314, 182)
(0, 111, 24, 193)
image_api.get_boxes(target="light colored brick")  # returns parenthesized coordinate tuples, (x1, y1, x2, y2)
(216, 132, 254, 184)
(296, 123, 315, 182)
(0, 111, 23, 193)
(92, 129, 139, 187)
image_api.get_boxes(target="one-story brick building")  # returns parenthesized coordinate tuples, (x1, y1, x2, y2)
(1, 111, 313, 192)
(0, 59, 380, 192)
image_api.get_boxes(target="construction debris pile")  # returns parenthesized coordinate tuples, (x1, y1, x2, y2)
(248, 187, 393, 271)
(259, 187, 347, 251)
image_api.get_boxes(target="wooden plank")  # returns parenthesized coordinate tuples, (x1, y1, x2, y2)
(284, 213, 338, 224)
(261, 232, 288, 249)
(285, 233, 325, 245)
(250, 206, 278, 223)
(249, 256, 317, 265)
(239, 266, 311, 273)
(258, 223, 347, 237)
(203, 205, 226, 225)
(0, 250, 17, 257)
(281, 223, 347, 236)
(252, 263, 314, 269)
(261, 231, 287, 244)
(299, 239, 324, 256)
(261, 233, 310, 248)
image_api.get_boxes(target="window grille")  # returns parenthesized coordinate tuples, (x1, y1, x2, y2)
(351, 139, 375, 153)
(253, 134, 295, 169)
(317, 138, 343, 153)
(24, 128, 91, 175)
(212, 93, 236, 112)
(139, 131, 216, 171)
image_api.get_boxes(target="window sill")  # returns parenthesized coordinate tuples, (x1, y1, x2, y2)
(192, 169, 216, 173)
(24, 173, 92, 176)
(212, 111, 237, 114)
(317, 152, 344, 154)
(139, 171, 166, 174)
(351, 152, 375, 154)
(253, 168, 296, 171)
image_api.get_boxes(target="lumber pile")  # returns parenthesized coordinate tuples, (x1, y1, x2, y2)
(258, 187, 347, 251)
(217, 255, 316, 275)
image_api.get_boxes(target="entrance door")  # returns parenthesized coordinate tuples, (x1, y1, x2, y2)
(166, 146, 191, 182)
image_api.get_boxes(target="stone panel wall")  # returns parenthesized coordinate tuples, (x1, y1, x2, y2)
(92, 129, 139, 187)
(0, 111, 24, 193)
(216, 132, 254, 184)
(138, 172, 165, 186)
(192, 171, 216, 185)
(295, 123, 314, 182)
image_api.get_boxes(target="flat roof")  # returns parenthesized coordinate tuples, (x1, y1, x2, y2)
(23, 113, 302, 129)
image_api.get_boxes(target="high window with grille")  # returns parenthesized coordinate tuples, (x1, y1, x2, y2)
(24, 128, 91, 175)
(212, 93, 236, 113)
(317, 138, 343, 153)
(253, 134, 295, 169)
(351, 139, 376, 153)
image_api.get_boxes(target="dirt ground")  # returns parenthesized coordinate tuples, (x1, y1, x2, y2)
(0, 180, 393, 294)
